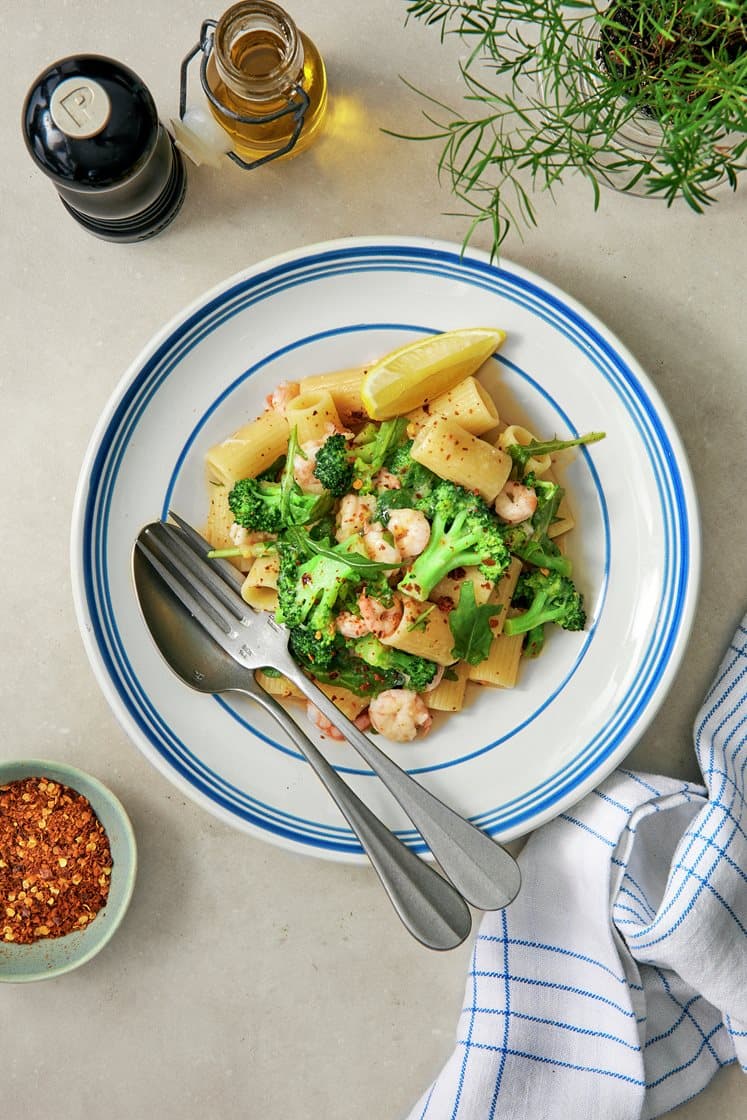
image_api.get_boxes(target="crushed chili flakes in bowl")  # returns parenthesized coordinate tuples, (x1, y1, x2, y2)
(0, 777, 113, 945)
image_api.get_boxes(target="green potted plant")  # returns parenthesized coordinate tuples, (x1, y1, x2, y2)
(398, 0, 746, 256)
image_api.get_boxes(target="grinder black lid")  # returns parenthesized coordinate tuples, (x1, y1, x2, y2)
(22, 54, 186, 241)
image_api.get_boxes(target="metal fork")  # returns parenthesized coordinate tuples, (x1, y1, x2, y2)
(137, 513, 521, 912)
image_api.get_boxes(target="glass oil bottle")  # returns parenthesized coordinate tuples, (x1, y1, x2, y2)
(192, 1, 327, 167)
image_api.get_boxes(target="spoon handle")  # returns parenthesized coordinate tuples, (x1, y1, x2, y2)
(276, 661, 521, 912)
(241, 676, 471, 951)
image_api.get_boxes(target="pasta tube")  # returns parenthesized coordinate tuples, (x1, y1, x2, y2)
(541, 467, 576, 538)
(381, 599, 457, 666)
(406, 377, 499, 437)
(255, 671, 305, 700)
(206, 410, 289, 486)
(204, 485, 252, 572)
(297, 367, 366, 425)
(313, 680, 369, 720)
(411, 416, 512, 503)
(487, 557, 523, 637)
(425, 661, 471, 712)
(285, 389, 343, 443)
(467, 632, 524, 688)
(497, 424, 552, 477)
(240, 554, 280, 611)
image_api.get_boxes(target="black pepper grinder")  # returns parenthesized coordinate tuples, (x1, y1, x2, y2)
(22, 55, 187, 242)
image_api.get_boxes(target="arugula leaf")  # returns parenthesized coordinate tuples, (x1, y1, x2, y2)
(285, 526, 400, 573)
(448, 581, 503, 665)
(406, 604, 436, 632)
(278, 425, 303, 524)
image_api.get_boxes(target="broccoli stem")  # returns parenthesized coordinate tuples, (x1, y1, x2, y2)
(503, 592, 569, 635)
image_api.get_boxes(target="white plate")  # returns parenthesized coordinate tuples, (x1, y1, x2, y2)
(71, 237, 699, 861)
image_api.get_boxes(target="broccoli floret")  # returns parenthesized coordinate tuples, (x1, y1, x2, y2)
(276, 538, 359, 668)
(313, 433, 354, 497)
(385, 439, 437, 498)
(352, 418, 408, 491)
(292, 639, 401, 697)
(311, 420, 408, 497)
(228, 426, 331, 533)
(374, 442, 438, 524)
(353, 634, 438, 691)
(508, 432, 605, 479)
(228, 477, 330, 534)
(523, 624, 546, 660)
(503, 570, 586, 642)
(398, 480, 510, 601)
(276, 528, 400, 668)
(375, 487, 414, 525)
(501, 473, 571, 576)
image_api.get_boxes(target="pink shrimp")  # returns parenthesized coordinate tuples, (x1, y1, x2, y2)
(265, 380, 300, 414)
(493, 480, 538, 525)
(335, 612, 371, 639)
(306, 702, 372, 739)
(335, 493, 376, 542)
(368, 689, 433, 742)
(358, 592, 403, 638)
(293, 438, 326, 494)
(386, 508, 431, 560)
(374, 468, 401, 491)
(306, 702, 345, 741)
(363, 523, 401, 565)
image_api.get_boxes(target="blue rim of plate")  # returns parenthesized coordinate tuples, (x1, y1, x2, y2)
(76, 241, 697, 855)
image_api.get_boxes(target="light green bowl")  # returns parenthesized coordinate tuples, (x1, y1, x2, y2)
(0, 759, 136, 982)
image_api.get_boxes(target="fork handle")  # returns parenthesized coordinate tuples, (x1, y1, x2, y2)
(240, 677, 471, 951)
(276, 661, 521, 912)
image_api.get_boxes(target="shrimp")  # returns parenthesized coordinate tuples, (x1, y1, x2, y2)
(306, 703, 372, 739)
(306, 702, 345, 741)
(357, 592, 403, 639)
(228, 523, 274, 550)
(374, 468, 401, 491)
(335, 493, 376, 542)
(293, 438, 326, 494)
(368, 689, 433, 742)
(335, 611, 371, 639)
(386, 508, 431, 560)
(494, 480, 538, 525)
(265, 380, 300, 414)
(363, 523, 401, 565)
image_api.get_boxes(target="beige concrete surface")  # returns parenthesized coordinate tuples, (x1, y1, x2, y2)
(1, 2, 744, 1117)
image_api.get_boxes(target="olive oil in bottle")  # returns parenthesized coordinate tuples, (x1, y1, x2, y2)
(205, 1, 327, 163)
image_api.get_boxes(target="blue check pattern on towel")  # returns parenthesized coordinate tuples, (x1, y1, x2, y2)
(408, 618, 747, 1120)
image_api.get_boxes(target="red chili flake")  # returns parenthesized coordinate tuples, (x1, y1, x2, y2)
(301, 573, 312, 586)
(0, 778, 112, 945)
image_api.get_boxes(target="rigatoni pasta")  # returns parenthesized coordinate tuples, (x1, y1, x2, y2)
(285, 389, 343, 443)
(297, 367, 365, 425)
(406, 376, 499, 437)
(411, 415, 512, 502)
(206, 409, 289, 486)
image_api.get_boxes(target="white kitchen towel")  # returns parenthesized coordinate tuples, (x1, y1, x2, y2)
(408, 617, 747, 1120)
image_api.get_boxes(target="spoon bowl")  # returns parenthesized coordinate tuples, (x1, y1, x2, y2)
(131, 536, 474, 951)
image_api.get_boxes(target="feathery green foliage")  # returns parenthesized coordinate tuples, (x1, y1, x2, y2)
(397, 0, 746, 256)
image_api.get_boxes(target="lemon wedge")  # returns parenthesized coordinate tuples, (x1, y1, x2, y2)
(360, 328, 506, 420)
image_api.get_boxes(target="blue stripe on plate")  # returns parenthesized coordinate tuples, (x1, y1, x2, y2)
(80, 243, 693, 852)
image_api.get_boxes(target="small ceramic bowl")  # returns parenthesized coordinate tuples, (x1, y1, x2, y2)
(0, 759, 136, 982)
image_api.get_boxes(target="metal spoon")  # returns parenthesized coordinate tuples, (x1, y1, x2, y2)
(132, 545, 472, 951)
